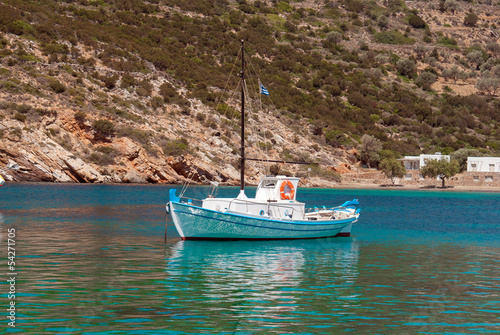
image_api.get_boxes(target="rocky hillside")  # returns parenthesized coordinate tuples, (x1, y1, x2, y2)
(0, 0, 499, 185)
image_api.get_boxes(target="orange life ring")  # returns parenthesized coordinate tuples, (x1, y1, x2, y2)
(280, 180, 295, 200)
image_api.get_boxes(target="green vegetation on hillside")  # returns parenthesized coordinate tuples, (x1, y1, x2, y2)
(0, 0, 499, 165)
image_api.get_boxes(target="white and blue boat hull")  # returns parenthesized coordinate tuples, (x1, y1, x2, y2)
(168, 201, 358, 240)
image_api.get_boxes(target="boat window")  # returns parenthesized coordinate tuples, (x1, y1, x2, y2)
(262, 180, 276, 188)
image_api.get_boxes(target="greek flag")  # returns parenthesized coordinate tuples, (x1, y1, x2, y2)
(260, 83, 269, 96)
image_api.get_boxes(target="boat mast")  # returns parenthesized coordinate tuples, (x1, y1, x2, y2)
(240, 39, 245, 193)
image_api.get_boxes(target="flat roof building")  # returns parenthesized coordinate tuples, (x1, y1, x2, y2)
(400, 153, 450, 170)
(467, 157, 500, 173)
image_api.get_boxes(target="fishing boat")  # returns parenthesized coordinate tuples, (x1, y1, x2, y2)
(166, 41, 360, 240)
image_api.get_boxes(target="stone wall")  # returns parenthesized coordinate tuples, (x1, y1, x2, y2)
(341, 169, 500, 188)
(452, 172, 500, 187)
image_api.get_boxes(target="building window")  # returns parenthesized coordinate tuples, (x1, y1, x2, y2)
(404, 174, 412, 180)
(489, 164, 495, 172)
(473, 176, 479, 182)
(471, 163, 477, 171)
(485, 176, 493, 182)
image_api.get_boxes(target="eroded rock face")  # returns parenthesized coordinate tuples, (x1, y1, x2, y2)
(122, 169, 147, 183)
(0, 144, 55, 182)
(0, 54, 354, 187)
(0, 136, 236, 185)
(167, 154, 241, 184)
(0, 131, 350, 186)
(169, 154, 216, 183)
(0, 107, 350, 186)
(112, 138, 141, 161)
(63, 157, 102, 183)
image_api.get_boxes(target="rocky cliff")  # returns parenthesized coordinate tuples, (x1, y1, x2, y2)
(1, 0, 499, 187)
(0, 55, 354, 185)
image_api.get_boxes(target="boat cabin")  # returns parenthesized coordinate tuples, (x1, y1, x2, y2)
(202, 176, 305, 220)
(255, 176, 300, 202)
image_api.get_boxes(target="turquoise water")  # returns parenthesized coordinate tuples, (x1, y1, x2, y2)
(0, 183, 499, 334)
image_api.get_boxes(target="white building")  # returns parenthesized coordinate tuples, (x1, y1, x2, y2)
(401, 153, 450, 170)
(467, 157, 500, 173)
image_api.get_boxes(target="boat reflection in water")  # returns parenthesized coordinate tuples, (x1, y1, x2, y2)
(164, 239, 360, 329)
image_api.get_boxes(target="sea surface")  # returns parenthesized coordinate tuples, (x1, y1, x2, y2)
(0, 183, 499, 334)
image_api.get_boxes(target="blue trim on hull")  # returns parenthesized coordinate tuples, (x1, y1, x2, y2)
(173, 209, 351, 233)
(172, 201, 355, 227)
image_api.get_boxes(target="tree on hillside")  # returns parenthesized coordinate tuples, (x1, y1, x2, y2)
(464, 12, 479, 27)
(378, 15, 389, 29)
(92, 119, 115, 137)
(408, 14, 426, 29)
(380, 158, 406, 185)
(420, 159, 460, 188)
(451, 148, 483, 171)
(476, 71, 500, 95)
(415, 71, 437, 90)
(326, 31, 343, 45)
(486, 41, 500, 55)
(466, 50, 485, 70)
(397, 59, 417, 78)
(359, 134, 382, 168)
(74, 111, 86, 124)
(440, 0, 459, 13)
(442, 65, 459, 81)
(414, 44, 429, 60)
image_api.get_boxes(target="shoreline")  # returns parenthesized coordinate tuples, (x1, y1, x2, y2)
(336, 182, 500, 193)
(3, 180, 500, 193)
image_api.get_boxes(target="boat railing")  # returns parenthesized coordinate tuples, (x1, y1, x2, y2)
(305, 206, 338, 214)
(304, 199, 360, 216)
(172, 194, 359, 219)
(174, 196, 298, 217)
(177, 196, 204, 207)
(227, 198, 302, 219)
(174, 195, 299, 217)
